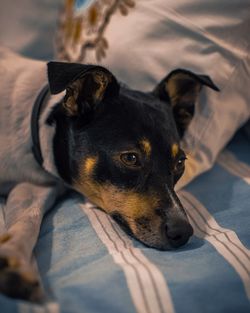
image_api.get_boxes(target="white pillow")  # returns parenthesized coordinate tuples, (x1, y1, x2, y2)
(56, 0, 250, 188)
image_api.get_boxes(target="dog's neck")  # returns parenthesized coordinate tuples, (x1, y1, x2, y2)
(37, 90, 65, 180)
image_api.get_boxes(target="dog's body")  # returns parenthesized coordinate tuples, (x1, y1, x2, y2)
(0, 48, 67, 301)
(0, 47, 218, 302)
(0, 48, 59, 190)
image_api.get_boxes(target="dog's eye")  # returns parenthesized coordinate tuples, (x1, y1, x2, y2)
(120, 153, 140, 167)
(175, 155, 186, 171)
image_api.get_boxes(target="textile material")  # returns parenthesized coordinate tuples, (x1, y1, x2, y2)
(0, 1, 249, 312)
(0, 0, 62, 60)
(0, 129, 249, 312)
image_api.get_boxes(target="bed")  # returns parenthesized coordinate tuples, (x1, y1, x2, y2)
(0, 1, 249, 312)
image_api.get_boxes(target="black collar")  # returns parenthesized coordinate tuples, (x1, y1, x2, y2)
(31, 85, 50, 167)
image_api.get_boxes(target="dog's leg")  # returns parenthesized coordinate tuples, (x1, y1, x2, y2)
(0, 182, 63, 302)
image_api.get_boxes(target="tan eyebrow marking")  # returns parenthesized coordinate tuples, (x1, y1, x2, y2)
(140, 139, 152, 157)
(171, 143, 179, 158)
(84, 157, 98, 175)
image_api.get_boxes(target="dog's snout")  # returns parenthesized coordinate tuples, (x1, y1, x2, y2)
(165, 219, 193, 248)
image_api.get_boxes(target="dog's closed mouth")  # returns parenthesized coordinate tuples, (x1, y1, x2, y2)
(111, 211, 133, 236)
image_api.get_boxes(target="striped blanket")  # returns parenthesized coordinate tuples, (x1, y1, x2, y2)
(0, 129, 249, 313)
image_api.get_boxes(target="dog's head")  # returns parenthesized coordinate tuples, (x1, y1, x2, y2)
(47, 62, 219, 250)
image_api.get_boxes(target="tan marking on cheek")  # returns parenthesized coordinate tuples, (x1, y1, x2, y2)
(74, 159, 160, 234)
(84, 157, 98, 175)
(101, 189, 161, 235)
(73, 180, 162, 238)
(171, 143, 179, 158)
(73, 157, 105, 208)
(73, 179, 105, 209)
(140, 139, 151, 157)
(101, 186, 159, 218)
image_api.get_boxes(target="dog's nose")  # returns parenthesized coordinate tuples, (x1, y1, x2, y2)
(165, 219, 193, 248)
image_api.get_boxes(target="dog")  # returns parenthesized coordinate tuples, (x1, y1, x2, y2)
(0, 47, 219, 302)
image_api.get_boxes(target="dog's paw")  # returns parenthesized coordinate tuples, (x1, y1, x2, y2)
(0, 254, 44, 303)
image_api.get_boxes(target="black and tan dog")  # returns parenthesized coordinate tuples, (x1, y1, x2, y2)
(0, 48, 218, 302)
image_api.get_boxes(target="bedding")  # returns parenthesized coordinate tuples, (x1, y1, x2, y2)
(0, 128, 249, 313)
(0, 1, 249, 312)
(0, 0, 62, 60)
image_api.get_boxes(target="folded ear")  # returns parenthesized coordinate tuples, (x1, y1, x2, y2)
(153, 69, 219, 137)
(47, 61, 120, 116)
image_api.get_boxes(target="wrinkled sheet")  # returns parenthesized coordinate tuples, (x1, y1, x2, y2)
(0, 129, 249, 313)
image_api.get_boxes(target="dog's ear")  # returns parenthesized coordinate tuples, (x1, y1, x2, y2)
(47, 61, 120, 116)
(153, 69, 219, 137)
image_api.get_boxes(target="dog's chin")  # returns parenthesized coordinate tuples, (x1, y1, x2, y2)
(110, 212, 134, 236)
(110, 212, 173, 250)
(133, 235, 173, 251)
